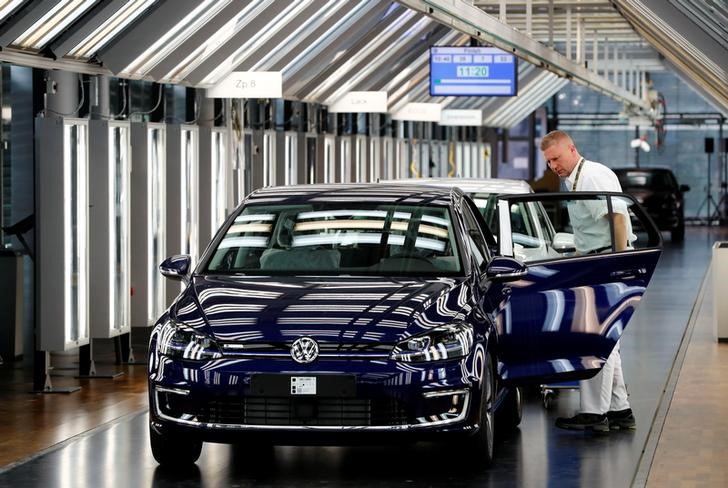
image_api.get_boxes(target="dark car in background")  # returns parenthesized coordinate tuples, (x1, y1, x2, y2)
(613, 167, 690, 241)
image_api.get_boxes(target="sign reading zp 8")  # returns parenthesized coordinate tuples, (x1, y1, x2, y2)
(429, 46, 517, 97)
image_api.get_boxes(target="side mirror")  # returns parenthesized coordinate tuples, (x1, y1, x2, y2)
(679, 184, 690, 193)
(552, 232, 576, 253)
(485, 256, 527, 282)
(160, 255, 191, 282)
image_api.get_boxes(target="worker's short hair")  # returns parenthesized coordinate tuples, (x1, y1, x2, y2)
(540, 130, 574, 151)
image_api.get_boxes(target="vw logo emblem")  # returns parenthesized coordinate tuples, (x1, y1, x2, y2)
(290, 337, 319, 364)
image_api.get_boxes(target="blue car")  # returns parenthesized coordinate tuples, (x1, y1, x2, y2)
(148, 184, 661, 466)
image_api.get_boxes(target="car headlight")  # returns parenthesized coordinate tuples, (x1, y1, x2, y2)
(157, 319, 222, 360)
(390, 322, 474, 362)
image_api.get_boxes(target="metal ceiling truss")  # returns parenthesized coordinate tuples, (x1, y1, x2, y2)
(1, 0, 724, 125)
(474, 0, 644, 42)
(613, 0, 728, 115)
(397, 0, 652, 119)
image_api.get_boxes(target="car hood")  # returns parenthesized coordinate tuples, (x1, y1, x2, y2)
(172, 275, 471, 346)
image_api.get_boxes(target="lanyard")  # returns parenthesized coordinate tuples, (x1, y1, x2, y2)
(570, 157, 585, 191)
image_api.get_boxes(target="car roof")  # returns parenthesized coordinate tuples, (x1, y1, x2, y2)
(378, 177, 533, 194)
(245, 183, 459, 206)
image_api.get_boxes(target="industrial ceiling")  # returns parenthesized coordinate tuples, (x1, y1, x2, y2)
(0, 0, 725, 128)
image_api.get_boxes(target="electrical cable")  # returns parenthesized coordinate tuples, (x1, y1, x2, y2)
(128, 83, 165, 118)
(112, 80, 128, 119)
(43, 73, 85, 117)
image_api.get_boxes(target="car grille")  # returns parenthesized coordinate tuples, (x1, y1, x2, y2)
(163, 395, 410, 426)
(219, 342, 393, 359)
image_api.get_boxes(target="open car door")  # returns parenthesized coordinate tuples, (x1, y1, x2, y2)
(489, 192, 662, 385)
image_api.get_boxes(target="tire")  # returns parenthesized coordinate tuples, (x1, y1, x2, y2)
(497, 386, 523, 430)
(671, 222, 685, 242)
(464, 350, 496, 466)
(149, 423, 202, 466)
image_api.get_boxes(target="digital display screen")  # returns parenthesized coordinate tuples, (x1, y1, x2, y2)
(429, 46, 518, 97)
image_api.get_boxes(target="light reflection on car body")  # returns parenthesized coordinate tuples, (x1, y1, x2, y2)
(147, 183, 661, 467)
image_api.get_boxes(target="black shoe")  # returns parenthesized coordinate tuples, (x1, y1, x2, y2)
(607, 409, 636, 430)
(555, 413, 609, 432)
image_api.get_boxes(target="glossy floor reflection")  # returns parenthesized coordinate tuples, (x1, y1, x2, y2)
(1, 225, 726, 488)
(0, 395, 642, 488)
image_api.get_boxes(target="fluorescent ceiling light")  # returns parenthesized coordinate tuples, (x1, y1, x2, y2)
(0, 0, 25, 22)
(200, 0, 312, 86)
(66, 0, 156, 59)
(162, 0, 270, 83)
(121, 0, 230, 77)
(13, 0, 97, 50)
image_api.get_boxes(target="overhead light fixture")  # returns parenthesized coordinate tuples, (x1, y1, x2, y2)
(66, 0, 156, 59)
(199, 0, 313, 86)
(0, 0, 25, 22)
(162, 0, 267, 83)
(13, 0, 97, 50)
(121, 0, 230, 77)
(630, 136, 650, 152)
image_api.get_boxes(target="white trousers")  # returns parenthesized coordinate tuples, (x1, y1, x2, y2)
(579, 342, 631, 415)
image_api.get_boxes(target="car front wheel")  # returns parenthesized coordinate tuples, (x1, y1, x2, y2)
(149, 423, 202, 465)
(464, 350, 496, 466)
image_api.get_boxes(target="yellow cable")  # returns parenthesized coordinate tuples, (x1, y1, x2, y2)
(448, 141, 456, 177)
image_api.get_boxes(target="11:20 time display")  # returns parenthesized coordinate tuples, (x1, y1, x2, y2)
(456, 65, 489, 78)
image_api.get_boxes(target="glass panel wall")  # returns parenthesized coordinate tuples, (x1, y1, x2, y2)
(369, 136, 381, 182)
(109, 123, 130, 334)
(180, 126, 199, 263)
(396, 139, 408, 179)
(263, 130, 276, 187)
(305, 133, 317, 184)
(339, 136, 352, 183)
(148, 125, 166, 324)
(421, 141, 431, 178)
(63, 121, 89, 344)
(355, 135, 367, 182)
(383, 136, 394, 180)
(465, 142, 474, 178)
(455, 142, 464, 178)
(285, 132, 298, 185)
(409, 140, 421, 178)
(324, 135, 335, 183)
(211, 128, 227, 235)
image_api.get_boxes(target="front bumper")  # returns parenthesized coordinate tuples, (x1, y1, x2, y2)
(148, 354, 483, 441)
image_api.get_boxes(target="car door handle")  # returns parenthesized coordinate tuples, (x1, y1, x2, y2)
(610, 268, 647, 280)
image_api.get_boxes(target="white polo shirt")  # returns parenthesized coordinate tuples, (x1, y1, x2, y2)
(566, 159, 635, 253)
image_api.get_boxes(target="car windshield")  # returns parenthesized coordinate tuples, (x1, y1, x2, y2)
(617, 170, 674, 191)
(204, 202, 463, 276)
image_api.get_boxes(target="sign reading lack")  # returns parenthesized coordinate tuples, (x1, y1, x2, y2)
(328, 91, 388, 113)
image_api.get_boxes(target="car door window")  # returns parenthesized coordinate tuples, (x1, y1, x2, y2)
(498, 193, 661, 263)
(461, 202, 491, 270)
(489, 191, 663, 384)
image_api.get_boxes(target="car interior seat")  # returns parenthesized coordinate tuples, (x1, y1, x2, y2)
(259, 214, 341, 271)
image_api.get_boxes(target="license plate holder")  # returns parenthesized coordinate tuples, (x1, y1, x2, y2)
(290, 376, 316, 395)
(250, 374, 356, 397)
